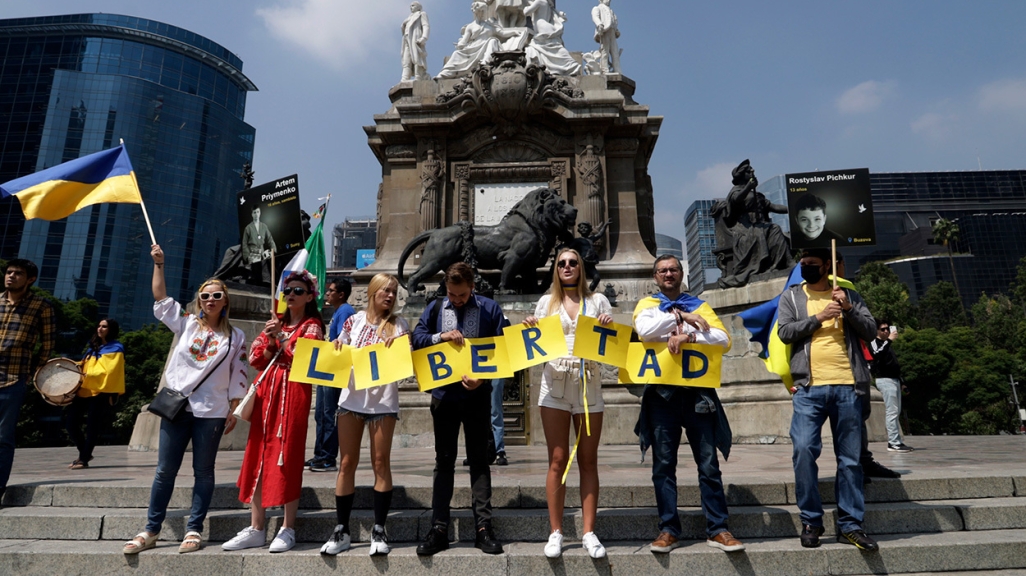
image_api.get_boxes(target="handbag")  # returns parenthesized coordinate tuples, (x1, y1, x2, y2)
(233, 335, 286, 422)
(148, 331, 232, 422)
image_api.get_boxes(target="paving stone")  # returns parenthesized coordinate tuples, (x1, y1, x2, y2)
(1, 484, 52, 506)
(0, 507, 102, 539)
(953, 497, 1026, 531)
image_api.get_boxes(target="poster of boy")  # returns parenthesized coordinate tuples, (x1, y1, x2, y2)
(785, 168, 876, 250)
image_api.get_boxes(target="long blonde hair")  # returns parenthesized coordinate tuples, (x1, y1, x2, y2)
(366, 273, 401, 339)
(546, 248, 592, 316)
(189, 278, 233, 335)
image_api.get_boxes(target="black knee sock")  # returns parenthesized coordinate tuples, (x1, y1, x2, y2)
(335, 493, 355, 534)
(373, 489, 393, 527)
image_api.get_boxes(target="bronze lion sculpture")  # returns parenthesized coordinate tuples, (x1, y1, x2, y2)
(398, 188, 577, 293)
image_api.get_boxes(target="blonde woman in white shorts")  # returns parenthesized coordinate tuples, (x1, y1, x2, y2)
(523, 247, 612, 559)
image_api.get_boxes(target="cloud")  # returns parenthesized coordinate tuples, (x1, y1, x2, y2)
(978, 78, 1026, 114)
(256, 0, 408, 70)
(910, 111, 957, 143)
(836, 80, 896, 114)
(655, 162, 735, 232)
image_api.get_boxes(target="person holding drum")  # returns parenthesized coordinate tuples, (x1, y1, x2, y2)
(522, 247, 613, 559)
(122, 245, 248, 555)
(0, 259, 55, 508)
(225, 271, 323, 554)
(65, 318, 125, 469)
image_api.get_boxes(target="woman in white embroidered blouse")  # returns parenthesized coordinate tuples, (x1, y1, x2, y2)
(523, 247, 612, 559)
(320, 273, 409, 556)
(123, 245, 248, 555)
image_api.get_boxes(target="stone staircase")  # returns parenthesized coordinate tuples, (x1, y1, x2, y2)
(2, 440, 1025, 574)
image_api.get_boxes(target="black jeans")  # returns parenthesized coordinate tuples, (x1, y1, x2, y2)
(64, 394, 112, 463)
(429, 387, 496, 528)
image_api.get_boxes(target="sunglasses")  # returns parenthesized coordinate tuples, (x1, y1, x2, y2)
(557, 259, 579, 269)
(199, 292, 224, 301)
(282, 286, 308, 296)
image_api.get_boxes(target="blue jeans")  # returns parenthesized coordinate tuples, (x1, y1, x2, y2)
(145, 412, 225, 534)
(491, 378, 506, 454)
(644, 387, 730, 538)
(0, 379, 27, 496)
(790, 385, 864, 533)
(874, 378, 903, 446)
(313, 385, 342, 465)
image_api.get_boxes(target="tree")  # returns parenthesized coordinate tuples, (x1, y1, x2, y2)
(932, 218, 963, 307)
(971, 294, 1024, 354)
(918, 281, 968, 331)
(1010, 255, 1026, 310)
(854, 261, 917, 329)
(111, 323, 174, 443)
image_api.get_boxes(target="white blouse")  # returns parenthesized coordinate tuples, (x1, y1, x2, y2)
(154, 297, 249, 418)
(335, 311, 410, 415)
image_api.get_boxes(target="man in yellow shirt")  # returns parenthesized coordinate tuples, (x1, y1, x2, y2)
(777, 248, 878, 551)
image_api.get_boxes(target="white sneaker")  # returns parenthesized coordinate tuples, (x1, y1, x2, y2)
(269, 527, 296, 553)
(222, 526, 266, 551)
(320, 524, 351, 555)
(582, 531, 606, 559)
(544, 529, 563, 558)
(369, 524, 390, 556)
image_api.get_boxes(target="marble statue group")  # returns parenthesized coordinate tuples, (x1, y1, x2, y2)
(403, 0, 623, 82)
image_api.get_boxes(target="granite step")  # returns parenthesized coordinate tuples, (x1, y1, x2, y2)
(2, 529, 1026, 576)
(3, 497, 1024, 544)
(5, 473, 1022, 510)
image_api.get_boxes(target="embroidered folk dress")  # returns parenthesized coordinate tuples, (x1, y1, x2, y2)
(237, 317, 323, 507)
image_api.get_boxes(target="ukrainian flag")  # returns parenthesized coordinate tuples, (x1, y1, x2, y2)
(0, 144, 141, 221)
(738, 265, 854, 391)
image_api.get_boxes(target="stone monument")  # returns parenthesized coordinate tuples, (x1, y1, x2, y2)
(400, 2, 430, 82)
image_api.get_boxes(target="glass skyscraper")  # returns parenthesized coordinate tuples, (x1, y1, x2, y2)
(0, 14, 257, 328)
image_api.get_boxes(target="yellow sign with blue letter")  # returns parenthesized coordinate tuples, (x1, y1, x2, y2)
(573, 316, 631, 368)
(288, 339, 353, 388)
(352, 335, 414, 390)
(617, 342, 723, 388)
(467, 337, 514, 379)
(502, 315, 569, 372)
(412, 341, 470, 392)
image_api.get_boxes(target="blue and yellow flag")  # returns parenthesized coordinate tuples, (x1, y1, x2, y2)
(80, 341, 126, 396)
(632, 293, 732, 352)
(738, 266, 854, 390)
(0, 144, 142, 221)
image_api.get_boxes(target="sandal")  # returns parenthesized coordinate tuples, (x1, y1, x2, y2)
(123, 531, 158, 554)
(69, 460, 88, 470)
(178, 531, 202, 554)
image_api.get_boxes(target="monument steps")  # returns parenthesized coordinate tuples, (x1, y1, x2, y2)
(2, 529, 1026, 576)
(2, 497, 1025, 544)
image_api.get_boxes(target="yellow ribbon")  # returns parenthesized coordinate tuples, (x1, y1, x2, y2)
(561, 358, 591, 485)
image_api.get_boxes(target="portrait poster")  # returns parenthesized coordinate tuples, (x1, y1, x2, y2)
(236, 174, 305, 271)
(785, 168, 875, 250)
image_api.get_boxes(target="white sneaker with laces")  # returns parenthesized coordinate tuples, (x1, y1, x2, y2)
(544, 530, 563, 558)
(320, 524, 351, 555)
(369, 524, 390, 556)
(221, 526, 266, 551)
(269, 527, 296, 553)
(582, 531, 606, 558)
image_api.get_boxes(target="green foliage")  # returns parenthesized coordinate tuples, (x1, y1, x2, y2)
(918, 282, 968, 331)
(111, 323, 174, 443)
(1011, 255, 1026, 309)
(854, 261, 917, 330)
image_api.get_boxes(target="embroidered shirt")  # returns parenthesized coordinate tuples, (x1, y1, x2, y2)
(334, 311, 410, 414)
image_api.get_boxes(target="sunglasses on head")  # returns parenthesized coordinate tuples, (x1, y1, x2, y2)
(282, 286, 308, 296)
(199, 291, 224, 301)
(557, 259, 579, 269)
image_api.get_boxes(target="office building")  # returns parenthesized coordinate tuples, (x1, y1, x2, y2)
(683, 199, 717, 293)
(333, 217, 377, 270)
(0, 14, 257, 328)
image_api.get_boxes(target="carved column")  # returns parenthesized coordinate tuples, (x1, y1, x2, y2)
(419, 148, 444, 231)
(454, 164, 471, 222)
(576, 143, 606, 232)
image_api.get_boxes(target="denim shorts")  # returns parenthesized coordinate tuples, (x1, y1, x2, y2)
(337, 408, 399, 424)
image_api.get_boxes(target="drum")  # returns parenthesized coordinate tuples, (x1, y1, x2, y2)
(34, 358, 84, 407)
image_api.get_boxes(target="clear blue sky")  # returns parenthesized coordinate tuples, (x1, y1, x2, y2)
(7, 1, 1026, 242)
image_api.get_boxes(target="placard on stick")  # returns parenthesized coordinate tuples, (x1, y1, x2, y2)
(786, 168, 875, 250)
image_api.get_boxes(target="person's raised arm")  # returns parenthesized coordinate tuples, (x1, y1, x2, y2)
(151, 245, 167, 301)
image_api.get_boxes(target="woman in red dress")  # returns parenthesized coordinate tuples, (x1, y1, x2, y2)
(224, 271, 324, 554)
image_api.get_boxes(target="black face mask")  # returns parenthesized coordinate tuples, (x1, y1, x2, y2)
(801, 263, 825, 284)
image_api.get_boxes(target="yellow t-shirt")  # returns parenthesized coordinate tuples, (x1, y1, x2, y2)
(804, 286, 855, 386)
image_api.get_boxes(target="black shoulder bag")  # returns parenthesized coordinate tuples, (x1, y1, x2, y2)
(148, 331, 232, 422)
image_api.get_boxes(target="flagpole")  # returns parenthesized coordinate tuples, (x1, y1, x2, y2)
(120, 139, 157, 245)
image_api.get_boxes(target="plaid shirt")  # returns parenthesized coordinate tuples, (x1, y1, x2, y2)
(0, 290, 56, 387)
